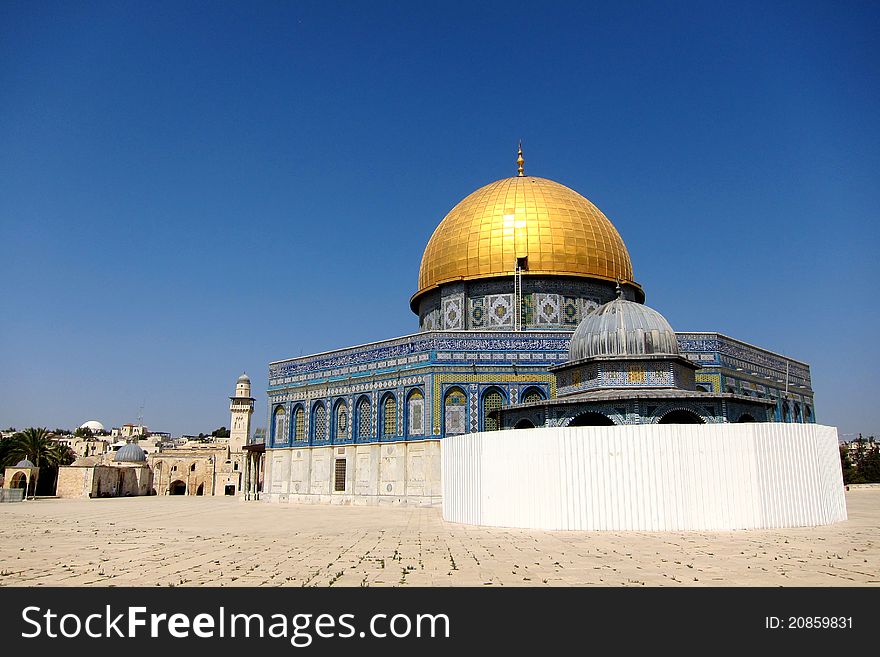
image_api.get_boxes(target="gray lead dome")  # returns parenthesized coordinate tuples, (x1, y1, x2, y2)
(568, 298, 679, 361)
(114, 443, 146, 462)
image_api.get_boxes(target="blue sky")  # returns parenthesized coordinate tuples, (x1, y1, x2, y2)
(1, 1, 877, 438)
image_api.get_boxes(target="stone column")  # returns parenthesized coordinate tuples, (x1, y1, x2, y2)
(243, 452, 252, 500)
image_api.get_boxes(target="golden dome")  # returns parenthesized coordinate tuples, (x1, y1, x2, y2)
(412, 176, 639, 308)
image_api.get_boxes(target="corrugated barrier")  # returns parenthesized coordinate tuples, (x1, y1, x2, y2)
(441, 424, 847, 530)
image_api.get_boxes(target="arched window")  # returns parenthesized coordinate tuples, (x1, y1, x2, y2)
(334, 400, 348, 442)
(521, 387, 545, 404)
(407, 389, 424, 436)
(273, 406, 286, 443)
(356, 397, 371, 440)
(514, 418, 535, 429)
(444, 387, 467, 435)
(293, 405, 305, 441)
(658, 409, 703, 424)
(482, 388, 504, 431)
(569, 412, 614, 427)
(312, 402, 327, 441)
(381, 394, 397, 438)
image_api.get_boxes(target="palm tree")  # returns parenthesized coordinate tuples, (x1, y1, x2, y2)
(6, 427, 74, 498)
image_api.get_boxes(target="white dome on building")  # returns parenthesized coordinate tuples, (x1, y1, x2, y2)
(80, 420, 105, 432)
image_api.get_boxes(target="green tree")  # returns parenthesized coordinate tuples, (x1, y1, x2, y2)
(0, 435, 14, 469)
(6, 427, 54, 466)
(5, 427, 76, 497)
(211, 426, 230, 438)
(861, 438, 880, 483)
(74, 426, 94, 439)
(840, 444, 859, 485)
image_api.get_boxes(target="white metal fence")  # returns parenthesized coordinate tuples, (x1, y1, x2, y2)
(441, 423, 847, 531)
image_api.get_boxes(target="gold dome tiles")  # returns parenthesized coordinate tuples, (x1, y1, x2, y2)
(414, 176, 637, 305)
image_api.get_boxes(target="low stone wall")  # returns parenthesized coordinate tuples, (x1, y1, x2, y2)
(442, 423, 847, 530)
(263, 440, 441, 506)
(0, 489, 24, 502)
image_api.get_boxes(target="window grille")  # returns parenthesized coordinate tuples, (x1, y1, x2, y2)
(484, 390, 503, 431)
(334, 458, 346, 492)
(358, 398, 371, 438)
(314, 404, 327, 440)
(383, 396, 396, 437)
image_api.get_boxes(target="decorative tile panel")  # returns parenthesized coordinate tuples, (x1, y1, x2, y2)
(562, 296, 580, 325)
(442, 294, 464, 330)
(535, 293, 560, 325)
(486, 294, 514, 327)
(468, 297, 486, 329)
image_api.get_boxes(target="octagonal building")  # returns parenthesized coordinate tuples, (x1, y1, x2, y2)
(261, 150, 815, 506)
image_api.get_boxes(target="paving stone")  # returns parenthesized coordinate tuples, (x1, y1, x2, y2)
(0, 490, 877, 587)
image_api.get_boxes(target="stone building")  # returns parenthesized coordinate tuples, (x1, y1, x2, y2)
(52, 436, 112, 460)
(261, 150, 816, 507)
(56, 443, 152, 498)
(55, 373, 255, 498)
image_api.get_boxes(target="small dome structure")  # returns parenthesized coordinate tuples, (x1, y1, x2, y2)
(14, 459, 35, 468)
(114, 443, 146, 463)
(80, 420, 105, 432)
(569, 298, 679, 361)
(237, 373, 250, 383)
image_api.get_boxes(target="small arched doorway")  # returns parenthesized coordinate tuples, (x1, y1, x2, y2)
(196, 483, 204, 496)
(10, 472, 27, 489)
(514, 418, 536, 429)
(569, 412, 615, 427)
(169, 480, 186, 495)
(737, 413, 756, 423)
(658, 409, 704, 424)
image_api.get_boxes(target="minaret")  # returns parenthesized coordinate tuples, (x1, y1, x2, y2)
(229, 373, 255, 453)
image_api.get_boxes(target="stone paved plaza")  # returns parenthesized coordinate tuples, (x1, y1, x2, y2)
(1, 489, 878, 587)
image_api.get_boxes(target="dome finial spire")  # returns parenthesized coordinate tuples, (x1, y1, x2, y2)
(615, 280, 623, 298)
(516, 141, 524, 176)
